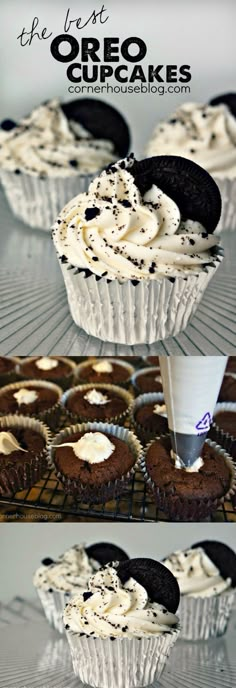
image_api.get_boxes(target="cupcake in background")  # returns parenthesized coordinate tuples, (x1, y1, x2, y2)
(0, 357, 19, 388)
(34, 542, 129, 634)
(64, 558, 180, 688)
(0, 414, 50, 496)
(163, 540, 236, 640)
(0, 98, 130, 230)
(17, 357, 76, 390)
(52, 153, 222, 345)
(145, 94, 236, 232)
(0, 379, 63, 432)
(76, 358, 134, 386)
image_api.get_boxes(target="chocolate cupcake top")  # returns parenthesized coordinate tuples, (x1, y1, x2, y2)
(0, 99, 116, 176)
(18, 357, 73, 381)
(63, 562, 179, 638)
(0, 357, 16, 375)
(146, 102, 236, 179)
(0, 381, 61, 416)
(132, 368, 163, 394)
(64, 384, 131, 421)
(77, 359, 133, 385)
(163, 546, 233, 597)
(218, 375, 236, 402)
(52, 155, 221, 281)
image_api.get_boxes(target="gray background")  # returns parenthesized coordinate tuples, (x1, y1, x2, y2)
(0, 0, 235, 156)
(0, 522, 235, 602)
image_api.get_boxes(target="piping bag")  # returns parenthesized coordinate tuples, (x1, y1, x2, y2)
(159, 357, 228, 470)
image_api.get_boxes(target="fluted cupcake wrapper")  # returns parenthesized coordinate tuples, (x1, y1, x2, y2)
(178, 590, 236, 641)
(214, 177, 236, 233)
(0, 379, 63, 432)
(58, 251, 223, 345)
(61, 383, 134, 426)
(66, 627, 180, 688)
(130, 392, 165, 445)
(75, 358, 135, 388)
(0, 414, 51, 496)
(16, 357, 76, 391)
(0, 169, 95, 230)
(49, 420, 142, 504)
(36, 588, 71, 634)
(209, 402, 236, 460)
(141, 435, 236, 521)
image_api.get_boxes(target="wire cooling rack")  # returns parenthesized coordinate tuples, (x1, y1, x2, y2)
(0, 186, 236, 355)
(0, 463, 235, 523)
(0, 606, 236, 688)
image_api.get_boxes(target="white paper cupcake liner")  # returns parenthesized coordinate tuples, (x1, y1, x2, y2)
(61, 383, 134, 425)
(141, 436, 236, 521)
(66, 628, 180, 688)
(76, 358, 135, 387)
(58, 253, 223, 344)
(36, 588, 71, 634)
(0, 379, 63, 431)
(214, 177, 236, 233)
(0, 414, 51, 495)
(49, 420, 142, 503)
(0, 169, 94, 230)
(179, 590, 236, 640)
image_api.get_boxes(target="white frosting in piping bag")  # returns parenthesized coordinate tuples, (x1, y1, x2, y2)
(64, 565, 179, 637)
(163, 548, 232, 597)
(55, 432, 115, 463)
(52, 157, 220, 282)
(146, 102, 236, 179)
(0, 431, 27, 455)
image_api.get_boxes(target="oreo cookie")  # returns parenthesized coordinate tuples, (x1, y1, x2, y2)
(209, 93, 236, 119)
(130, 155, 221, 233)
(116, 557, 180, 613)
(62, 98, 130, 157)
(192, 540, 236, 587)
(86, 542, 129, 566)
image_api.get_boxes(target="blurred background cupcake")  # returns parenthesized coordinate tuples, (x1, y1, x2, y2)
(0, 98, 130, 230)
(163, 540, 236, 640)
(145, 94, 236, 233)
(52, 154, 223, 345)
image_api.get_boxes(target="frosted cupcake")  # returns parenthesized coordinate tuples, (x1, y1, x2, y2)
(163, 541, 236, 640)
(0, 98, 130, 230)
(52, 154, 222, 345)
(64, 558, 180, 688)
(34, 542, 129, 634)
(146, 98, 236, 232)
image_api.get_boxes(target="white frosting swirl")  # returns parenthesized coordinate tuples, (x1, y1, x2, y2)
(84, 389, 110, 405)
(33, 545, 99, 592)
(0, 431, 26, 455)
(163, 548, 232, 597)
(13, 388, 38, 406)
(146, 103, 236, 179)
(55, 432, 115, 463)
(92, 360, 113, 373)
(53, 157, 220, 281)
(64, 566, 178, 637)
(36, 357, 58, 371)
(0, 100, 116, 176)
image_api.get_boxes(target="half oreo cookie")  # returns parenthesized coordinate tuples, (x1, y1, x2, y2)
(209, 92, 236, 119)
(62, 98, 130, 158)
(130, 155, 221, 233)
(192, 540, 236, 587)
(116, 557, 180, 613)
(86, 542, 129, 566)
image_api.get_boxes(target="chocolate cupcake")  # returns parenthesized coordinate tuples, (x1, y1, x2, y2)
(64, 559, 180, 688)
(163, 541, 236, 640)
(62, 383, 133, 425)
(17, 357, 76, 390)
(142, 435, 235, 521)
(49, 421, 142, 504)
(0, 380, 63, 431)
(131, 367, 162, 395)
(211, 403, 236, 460)
(218, 375, 236, 402)
(0, 415, 50, 496)
(76, 359, 134, 387)
(226, 357, 236, 373)
(131, 392, 168, 444)
(0, 357, 19, 388)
